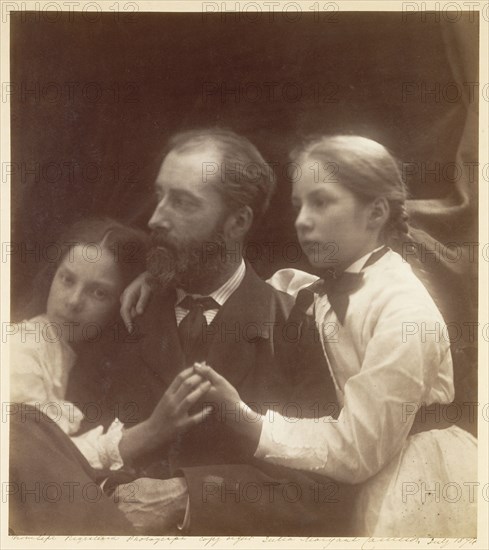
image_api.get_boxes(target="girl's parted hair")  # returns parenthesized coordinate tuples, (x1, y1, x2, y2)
(18, 218, 149, 320)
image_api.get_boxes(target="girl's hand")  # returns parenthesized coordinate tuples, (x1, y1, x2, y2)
(119, 367, 212, 463)
(193, 363, 264, 449)
(148, 367, 213, 440)
(120, 271, 154, 332)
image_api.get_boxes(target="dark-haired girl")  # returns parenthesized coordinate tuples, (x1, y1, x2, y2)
(10, 219, 211, 534)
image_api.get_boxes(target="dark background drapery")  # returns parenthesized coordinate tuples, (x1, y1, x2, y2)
(10, 11, 478, 332)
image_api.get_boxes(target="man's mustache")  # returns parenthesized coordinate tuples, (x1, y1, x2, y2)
(150, 230, 178, 251)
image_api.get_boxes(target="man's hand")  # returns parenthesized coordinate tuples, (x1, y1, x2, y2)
(193, 363, 264, 449)
(120, 271, 154, 332)
(193, 362, 242, 410)
(116, 477, 188, 534)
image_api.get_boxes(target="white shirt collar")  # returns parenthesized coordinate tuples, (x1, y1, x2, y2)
(344, 245, 385, 274)
(176, 258, 246, 307)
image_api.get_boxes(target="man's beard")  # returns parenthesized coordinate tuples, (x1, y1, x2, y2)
(147, 225, 229, 293)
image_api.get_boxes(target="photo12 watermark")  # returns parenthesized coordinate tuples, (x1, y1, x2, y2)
(401, 81, 486, 104)
(201, 479, 341, 504)
(402, 481, 488, 504)
(401, 321, 488, 343)
(402, 2, 487, 22)
(201, 2, 340, 23)
(2, 81, 141, 105)
(201, 81, 340, 104)
(1, 160, 140, 185)
(1, 1, 140, 24)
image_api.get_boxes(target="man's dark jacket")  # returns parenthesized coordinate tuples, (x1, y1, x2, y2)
(70, 265, 352, 535)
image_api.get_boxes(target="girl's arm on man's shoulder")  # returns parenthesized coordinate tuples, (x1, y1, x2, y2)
(120, 271, 155, 332)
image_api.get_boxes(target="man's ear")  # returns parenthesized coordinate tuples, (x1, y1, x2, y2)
(224, 206, 253, 241)
(367, 197, 390, 229)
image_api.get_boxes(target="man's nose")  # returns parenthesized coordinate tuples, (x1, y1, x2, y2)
(148, 198, 172, 231)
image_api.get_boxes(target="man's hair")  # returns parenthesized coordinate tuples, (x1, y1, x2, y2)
(164, 128, 276, 229)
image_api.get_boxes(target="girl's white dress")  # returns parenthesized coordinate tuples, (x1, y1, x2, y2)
(263, 249, 477, 537)
(10, 315, 124, 471)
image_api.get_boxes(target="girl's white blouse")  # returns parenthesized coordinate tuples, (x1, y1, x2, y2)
(259, 250, 455, 483)
(10, 315, 124, 471)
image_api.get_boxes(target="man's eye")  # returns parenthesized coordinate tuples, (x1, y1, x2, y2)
(173, 196, 192, 209)
(93, 288, 109, 300)
(313, 198, 327, 209)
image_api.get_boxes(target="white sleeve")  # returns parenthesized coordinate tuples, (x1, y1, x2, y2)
(10, 346, 50, 405)
(10, 327, 124, 469)
(10, 331, 84, 435)
(255, 298, 453, 484)
(71, 419, 125, 471)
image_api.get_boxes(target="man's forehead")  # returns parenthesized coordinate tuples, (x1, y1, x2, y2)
(159, 144, 223, 180)
(155, 146, 227, 200)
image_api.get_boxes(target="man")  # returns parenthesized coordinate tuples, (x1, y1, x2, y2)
(72, 128, 348, 534)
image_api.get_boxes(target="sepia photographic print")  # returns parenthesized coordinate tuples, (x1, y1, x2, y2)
(0, 1, 488, 549)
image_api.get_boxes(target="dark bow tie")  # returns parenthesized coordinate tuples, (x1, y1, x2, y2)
(307, 246, 389, 324)
(307, 271, 364, 325)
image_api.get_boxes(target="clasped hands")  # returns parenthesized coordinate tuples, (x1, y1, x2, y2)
(116, 274, 263, 533)
(118, 272, 264, 451)
(148, 362, 263, 448)
(118, 364, 263, 534)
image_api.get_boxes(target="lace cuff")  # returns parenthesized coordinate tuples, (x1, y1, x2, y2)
(254, 409, 330, 471)
(103, 418, 125, 470)
(71, 418, 125, 471)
